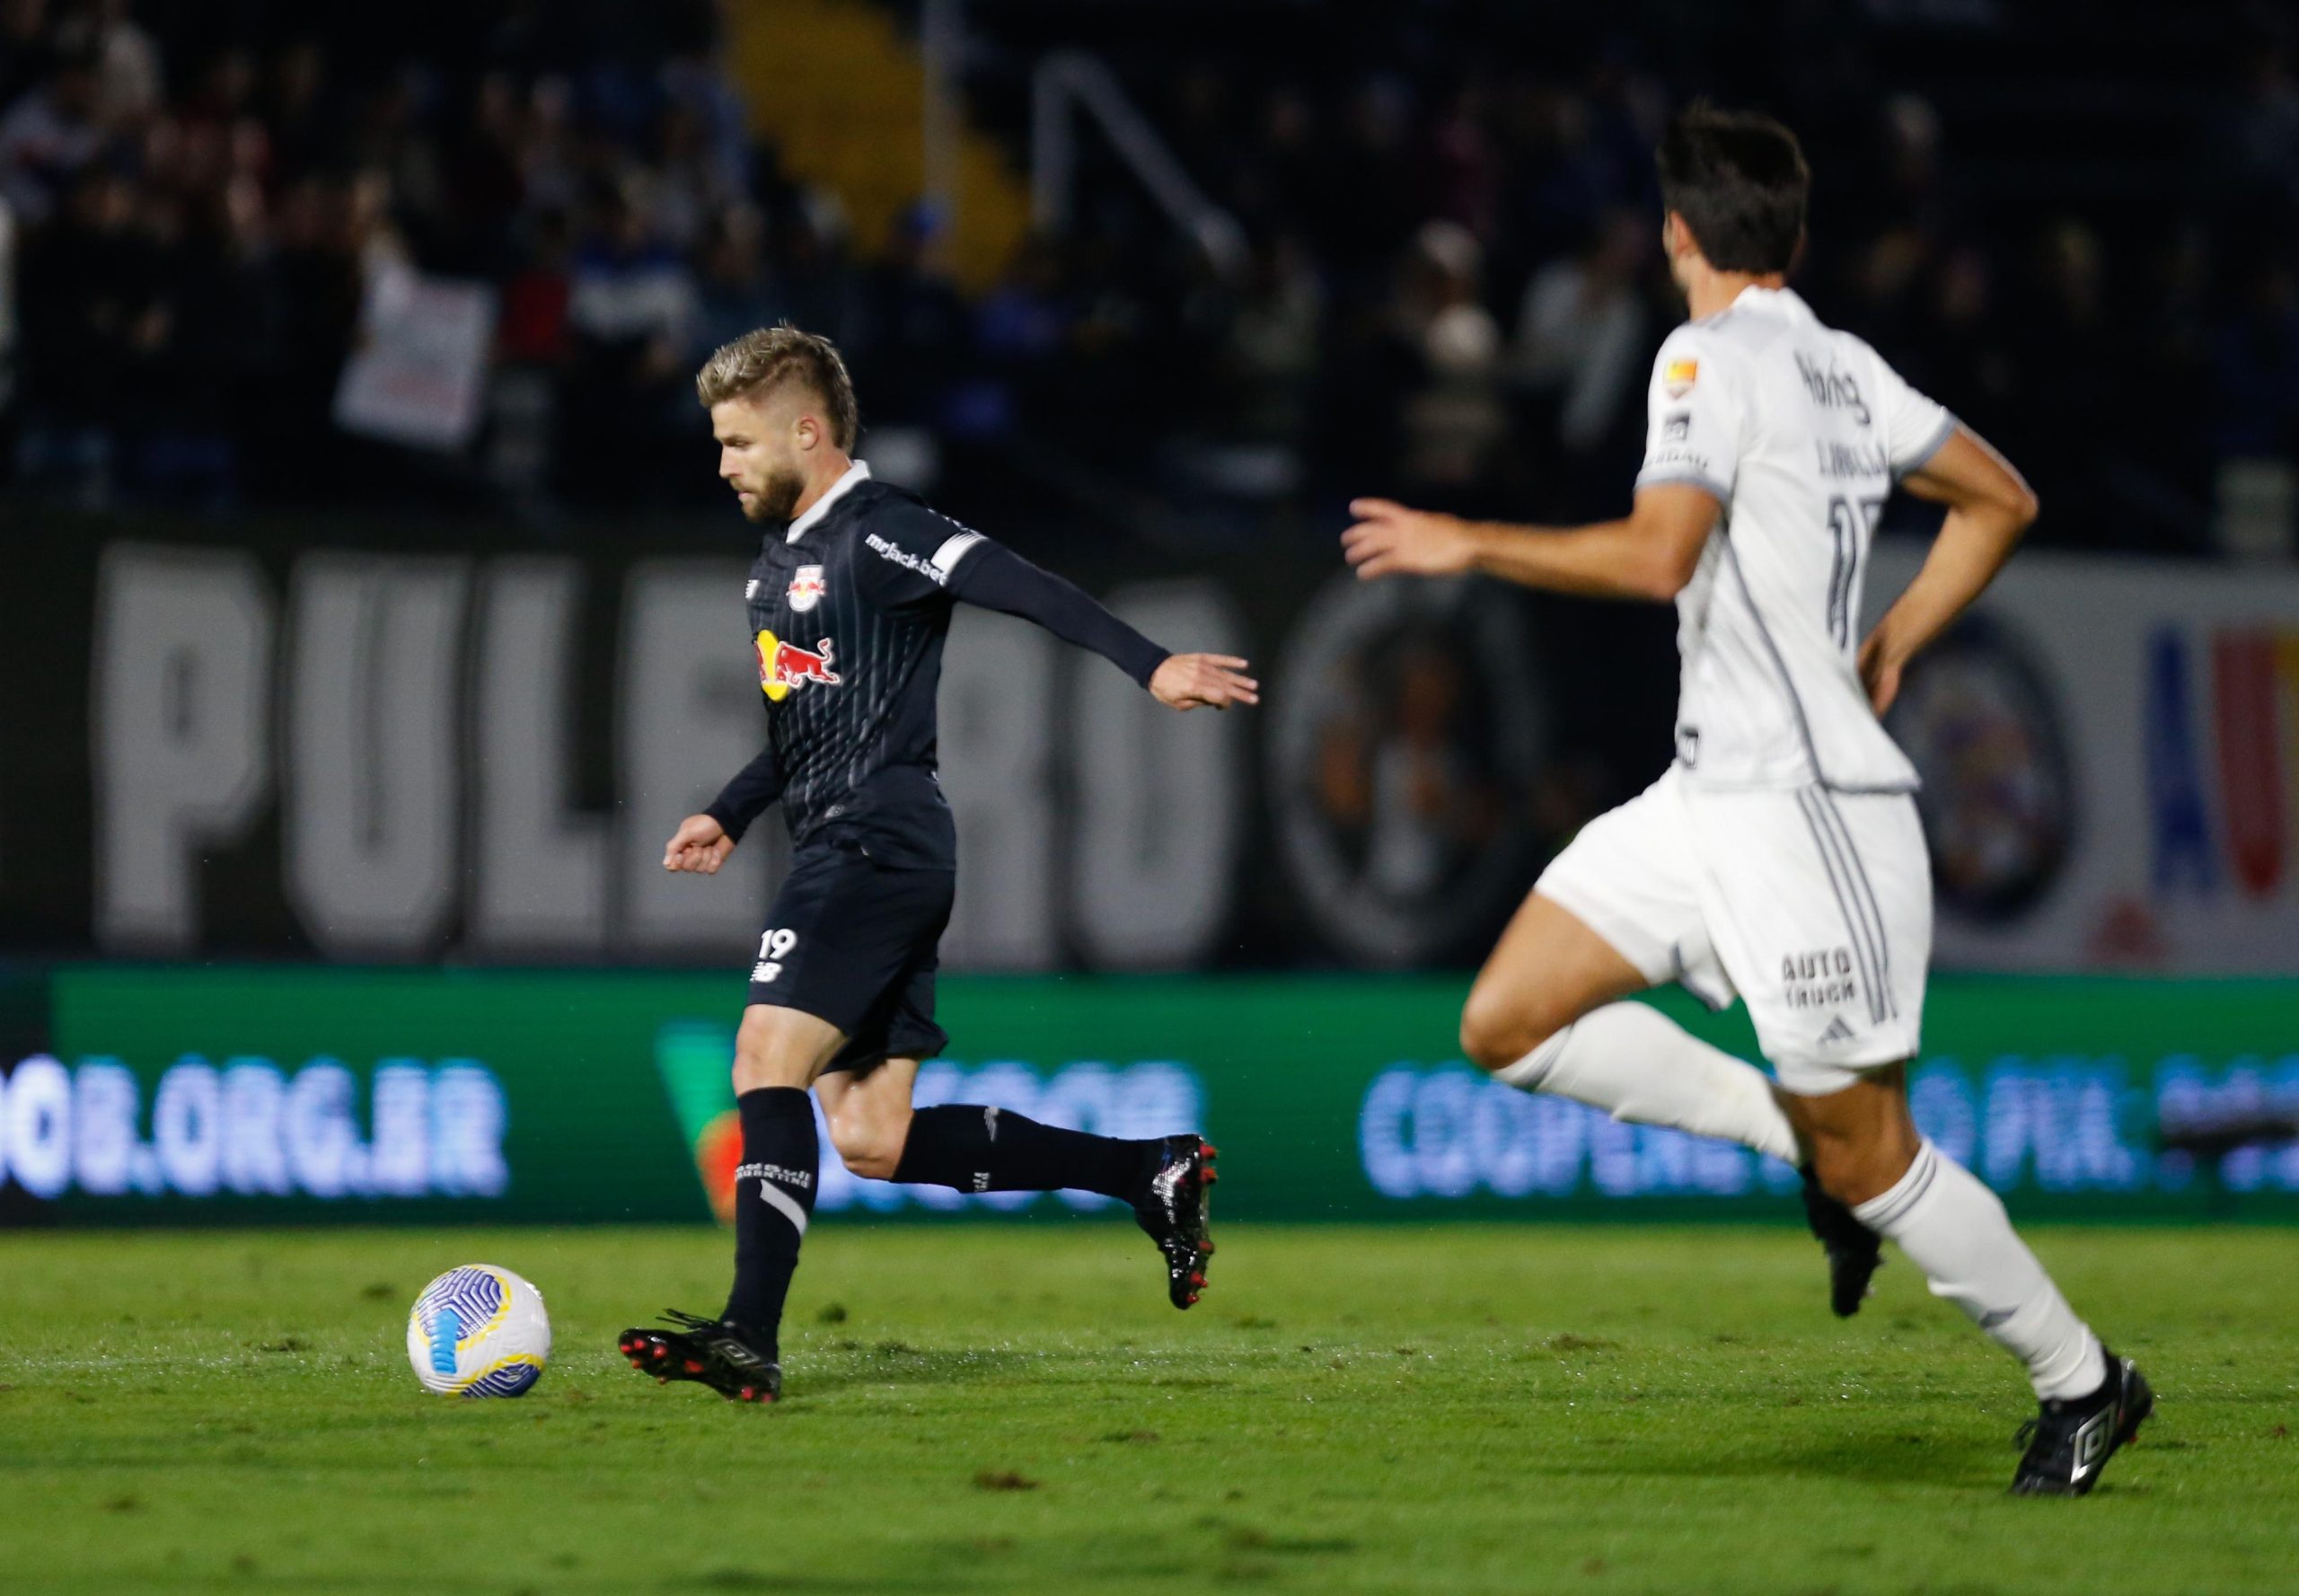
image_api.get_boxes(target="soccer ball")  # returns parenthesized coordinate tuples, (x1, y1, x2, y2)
(405, 1265, 551, 1398)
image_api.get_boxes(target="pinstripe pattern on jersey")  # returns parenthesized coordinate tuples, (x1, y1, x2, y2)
(741, 481, 958, 866)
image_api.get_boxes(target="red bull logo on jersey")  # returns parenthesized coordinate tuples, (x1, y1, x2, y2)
(788, 565, 826, 612)
(754, 628, 841, 701)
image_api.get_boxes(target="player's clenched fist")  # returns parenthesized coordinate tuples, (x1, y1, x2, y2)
(1342, 498, 1481, 579)
(1150, 653, 1259, 711)
(664, 813, 736, 874)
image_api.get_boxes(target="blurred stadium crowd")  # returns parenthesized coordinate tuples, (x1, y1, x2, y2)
(2, 0, 2295, 553)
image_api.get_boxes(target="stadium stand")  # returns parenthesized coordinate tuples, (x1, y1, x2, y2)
(0, 0, 2292, 558)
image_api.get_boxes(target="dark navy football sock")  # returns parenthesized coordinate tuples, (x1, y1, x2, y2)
(721, 1087, 818, 1342)
(892, 1104, 1150, 1199)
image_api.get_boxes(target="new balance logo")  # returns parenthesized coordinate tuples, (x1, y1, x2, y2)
(1819, 1015, 1857, 1045)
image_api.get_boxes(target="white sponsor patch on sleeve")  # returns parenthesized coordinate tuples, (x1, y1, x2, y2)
(865, 532, 947, 586)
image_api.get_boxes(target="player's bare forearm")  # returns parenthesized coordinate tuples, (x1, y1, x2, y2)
(1343, 486, 1719, 603)
(1461, 516, 1687, 600)
(1859, 427, 2038, 710)
(1865, 506, 2026, 663)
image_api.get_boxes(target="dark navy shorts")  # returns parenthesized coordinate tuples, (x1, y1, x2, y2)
(747, 842, 955, 1071)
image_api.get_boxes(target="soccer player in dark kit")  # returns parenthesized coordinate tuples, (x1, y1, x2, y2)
(618, 326, 1257, 1402)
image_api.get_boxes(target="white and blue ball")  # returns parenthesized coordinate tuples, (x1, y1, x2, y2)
(405, 1265, 551, 1398)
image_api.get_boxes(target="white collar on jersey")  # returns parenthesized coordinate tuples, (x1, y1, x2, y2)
(1712, 283, 1815, 324)
(786, 459, 872, 542)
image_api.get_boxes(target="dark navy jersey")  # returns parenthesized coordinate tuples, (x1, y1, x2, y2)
(741, 468, 977, 869)
(708, 461, 1171, 871)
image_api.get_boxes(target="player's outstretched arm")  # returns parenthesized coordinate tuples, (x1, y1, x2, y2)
(1342, 484, 1719, 602)
(946, 541, 1256, 709)
(1858, 425, 2039, 715)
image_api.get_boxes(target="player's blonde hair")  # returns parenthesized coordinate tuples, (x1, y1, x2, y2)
(695, 324, 860, 448)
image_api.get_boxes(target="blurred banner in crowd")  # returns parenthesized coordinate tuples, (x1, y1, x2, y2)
(331, 265, 500, 454)
(2, 969, 2293, 1226)
(5, 521, 2299, 974)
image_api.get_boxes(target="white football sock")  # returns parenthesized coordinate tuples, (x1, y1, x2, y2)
(1494, 1001, 1801, 1166)
(1854, 1140, 2108, 1401)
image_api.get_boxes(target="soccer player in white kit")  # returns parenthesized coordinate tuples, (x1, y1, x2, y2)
(1342, 103, 2151, 1495)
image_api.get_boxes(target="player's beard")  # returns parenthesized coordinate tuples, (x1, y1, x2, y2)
(744, 467, 806, 523)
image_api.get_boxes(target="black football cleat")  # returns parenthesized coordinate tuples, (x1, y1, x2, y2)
(616, 1309, 781, 1404)
(1800, 1165, 1883, 1318)
(1133, 1134, 1217, 1309)
(2011, 1350, 2154, 1496)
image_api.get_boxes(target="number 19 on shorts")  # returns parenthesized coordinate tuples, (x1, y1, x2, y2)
(753, 928, 798, 984)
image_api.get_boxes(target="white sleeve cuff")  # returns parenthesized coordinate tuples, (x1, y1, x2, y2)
(1635, 468, 1733, 509)
(931, 532, 985, 577)
(1895, 411, 1958, 476)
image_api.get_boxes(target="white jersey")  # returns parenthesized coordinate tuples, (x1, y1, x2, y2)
(1634, 286, 1953, 793)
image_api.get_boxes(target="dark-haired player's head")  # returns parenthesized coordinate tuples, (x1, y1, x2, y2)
(1655, 102, 1810, 289)
(697, 324, 860, 522)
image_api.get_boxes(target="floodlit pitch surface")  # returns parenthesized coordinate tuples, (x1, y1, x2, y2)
(4, 1225, 2292, 1594)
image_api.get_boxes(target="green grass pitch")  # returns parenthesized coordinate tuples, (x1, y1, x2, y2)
(4, 1223, 2295, 1594)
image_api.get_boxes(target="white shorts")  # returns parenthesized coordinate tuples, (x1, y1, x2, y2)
(1535, 765, 1931, 1095)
